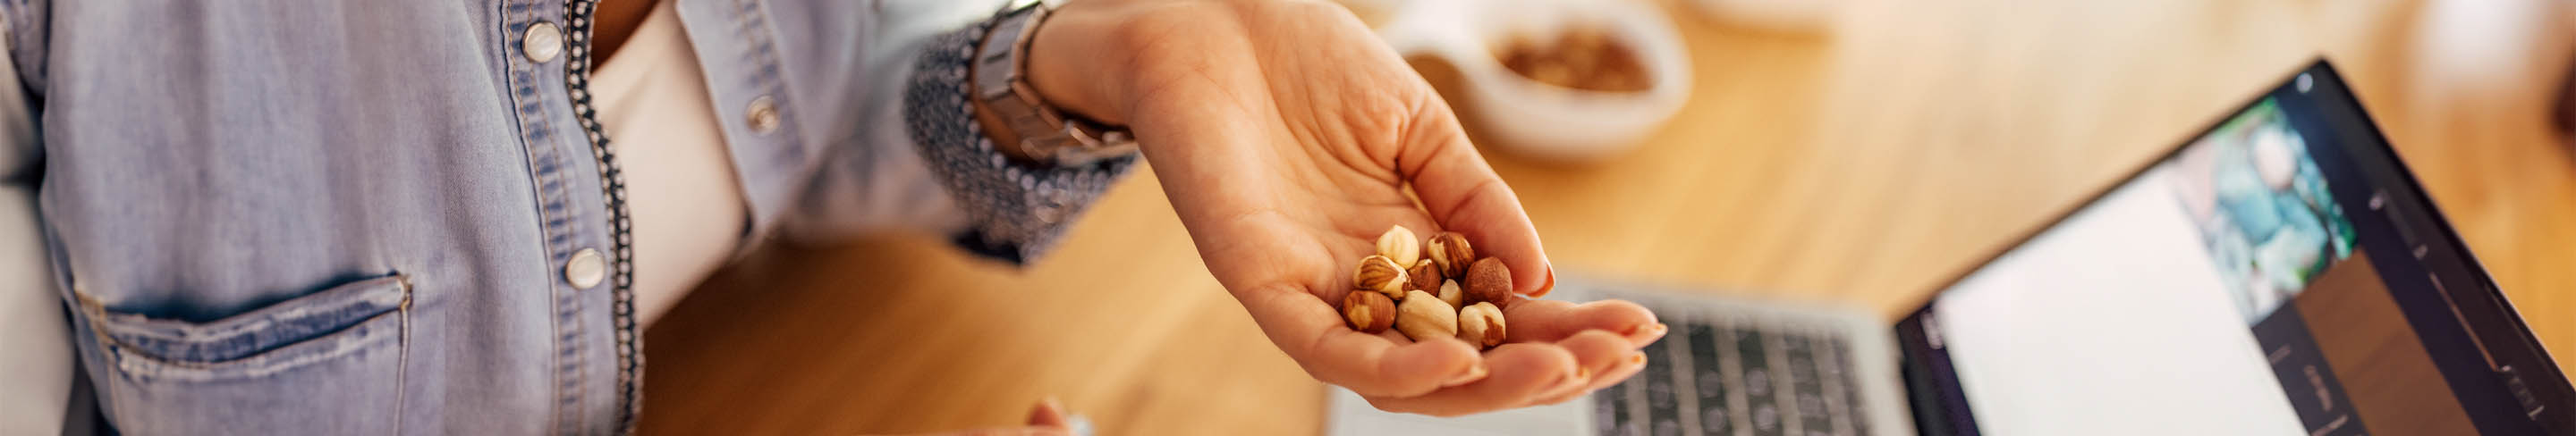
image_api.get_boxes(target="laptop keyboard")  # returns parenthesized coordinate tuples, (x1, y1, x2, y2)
(1595, 321, 1870, 436)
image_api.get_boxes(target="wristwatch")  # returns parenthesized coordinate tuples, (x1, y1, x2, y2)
(973, 0, 1138, 167)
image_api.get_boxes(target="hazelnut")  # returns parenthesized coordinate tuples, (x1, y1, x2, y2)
(1343, 290, 1395, 333)
(1395, 289, 1459, 341)
(1405, 259, 1445, 292)
(1465, 257, 1513, 306)
(1457, 302, 1507, 348)
(1352, 255, 1408, 298)
(1436, 280, 1465, 308)
(1377, 225, 1421, 267)
(1426, 231, 1475, 278)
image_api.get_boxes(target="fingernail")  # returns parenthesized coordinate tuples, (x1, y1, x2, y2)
(1030, 396, 1072, 429)
(1583, 353, 1646, 385)
(1443, 364, 1489, 388)
(1538, 367, 1592, 398)
(1529, 264, 1557, 298)
(1625, 323, 1668, 342)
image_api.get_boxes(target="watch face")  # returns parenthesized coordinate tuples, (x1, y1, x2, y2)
(973, 11, 1035, 100)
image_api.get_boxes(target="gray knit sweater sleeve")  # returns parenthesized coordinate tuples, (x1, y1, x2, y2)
(901, 22, 1140, 264)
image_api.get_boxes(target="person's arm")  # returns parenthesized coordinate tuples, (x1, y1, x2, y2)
(1012, 0, 1664, 415)
(781, 0, 1124, 264)
(844, 0, 1657, 415)
(889, 11, 1140, 263)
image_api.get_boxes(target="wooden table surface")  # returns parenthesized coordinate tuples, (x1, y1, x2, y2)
(639, 1, 2576, 434)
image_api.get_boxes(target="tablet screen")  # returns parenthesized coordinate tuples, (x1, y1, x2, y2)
(1897, 63, 2564, 435)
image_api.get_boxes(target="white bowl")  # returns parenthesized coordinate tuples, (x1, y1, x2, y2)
(1688, 0, 1840, 35)
(1368, 0, 1692, 162)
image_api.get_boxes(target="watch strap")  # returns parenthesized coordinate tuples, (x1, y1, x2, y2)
(972, 0, 1139, 167)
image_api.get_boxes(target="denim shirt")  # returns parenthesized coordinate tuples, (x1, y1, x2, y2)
(1, 0, 1133, 433)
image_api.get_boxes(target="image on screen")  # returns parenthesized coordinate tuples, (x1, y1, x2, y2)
(2159, 99, 2359, 324)
(1924, 96, 2476, 436)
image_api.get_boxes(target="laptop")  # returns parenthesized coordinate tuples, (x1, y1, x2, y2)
(1327, 61, 2576, 435)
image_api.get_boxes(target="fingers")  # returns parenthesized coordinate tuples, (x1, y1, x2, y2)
(1530, 352, 1648, 407)
(1503, 298, 1664, 346)
(873, 398, 1074, 436)
(1363, 329, 1653, 415)
(875, 398, 1075, 436)
(892, 425, 1069, 436)
(1527, 331, 1651, 406)
(941, 428, 1072, 436)
(1361, 342, 1582, 416)
(1025, 398, 1070, 428)
(1393, 99, 1553, 297)
(1237, 284, 1485, 398)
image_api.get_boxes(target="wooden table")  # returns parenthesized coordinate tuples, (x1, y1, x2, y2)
(638, 1, 2576, 433)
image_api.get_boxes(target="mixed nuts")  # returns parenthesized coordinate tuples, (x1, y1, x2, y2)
(1343, 290, 1395, 334)
(1342, 225, 1513, 349)
(1352, 255, 1408, 298)
(1394, 289, 1459, 341)
(1457, 302, 1506, 348)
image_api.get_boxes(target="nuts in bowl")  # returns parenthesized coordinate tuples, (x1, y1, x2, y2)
(1496, 29, 1649, 93)
(1340, 225, 1516, 349)
(1368, 0, 1693, 161)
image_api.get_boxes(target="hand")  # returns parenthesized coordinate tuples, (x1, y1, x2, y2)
(880, 398, 1074, 436)
(1028, 0, 1666, 415)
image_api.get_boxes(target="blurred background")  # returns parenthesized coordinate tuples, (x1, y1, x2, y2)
(637, 0, 2576, 433)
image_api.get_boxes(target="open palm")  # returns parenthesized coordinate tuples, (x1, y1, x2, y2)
(1033, 0, 1665, 415)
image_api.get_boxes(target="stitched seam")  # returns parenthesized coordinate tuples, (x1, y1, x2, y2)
(497, 1, 587, 432)
(558, 0, 641, 432)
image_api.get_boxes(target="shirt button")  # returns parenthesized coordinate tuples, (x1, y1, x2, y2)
(566, 247, 606, 289)
(746, 96, 781, 134)
(523, 21, 564, 63)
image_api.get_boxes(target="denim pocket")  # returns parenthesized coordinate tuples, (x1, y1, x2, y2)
(73, 273, 411, 434)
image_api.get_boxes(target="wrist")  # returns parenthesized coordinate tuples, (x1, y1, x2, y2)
(1022, 1, 1135, 128)
(969, 1, 1139, 165)
(967, 97, 1025, 155)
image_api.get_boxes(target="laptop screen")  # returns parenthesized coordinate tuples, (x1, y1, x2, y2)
(1897, 63, 2568, 436)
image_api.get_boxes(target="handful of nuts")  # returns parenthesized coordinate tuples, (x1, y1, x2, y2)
(1343, 225, 1515, 350)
